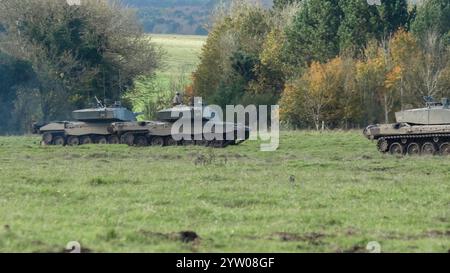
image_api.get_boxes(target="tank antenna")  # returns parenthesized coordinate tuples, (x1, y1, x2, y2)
(103, 68, 106, 106)
(94, 96, 104, 108)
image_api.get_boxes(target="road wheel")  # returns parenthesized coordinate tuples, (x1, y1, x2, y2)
(377, 139, 389, 153)
(53, 136, 66, 146)
(151, 136, 165, 147)
(135, 136, 149, 147)
(108, 135, 120, 145)
(166, 137, 179, 146)
(81, 136, 93, 145)
(421, 142, 436, 156)
(389, 142, 404, 155)
(96, 136, 108, 145)
(67, 136, 80, 146)
(439, 143, 450, 156)
(42, 133, 53, 145)
(406, 142, 420, 156)
(121, 133, 135, 146)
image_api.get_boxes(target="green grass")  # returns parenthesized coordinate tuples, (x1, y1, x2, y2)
(150, 34, 206, 85)
(0, 131, 448, 253)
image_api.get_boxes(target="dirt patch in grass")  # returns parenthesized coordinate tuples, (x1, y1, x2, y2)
(272, 232, 327, 245)
(158, 154, 183, 160)
(340, 245, 367, 253)
(139, 230, 200, 244)
(64, 154, 82, 159)
(424, 230, 450, 238)
(381, 230, 450, 240)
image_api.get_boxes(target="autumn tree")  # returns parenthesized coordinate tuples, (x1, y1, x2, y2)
(280, 57, 359, 129)
(386, 29, 419, 109)
(415, 31, 450, 98)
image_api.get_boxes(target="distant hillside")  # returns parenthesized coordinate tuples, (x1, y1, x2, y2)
(125, 0, 420, 35)
(123, 0, 218, 35)
(123, 0, 273, 35)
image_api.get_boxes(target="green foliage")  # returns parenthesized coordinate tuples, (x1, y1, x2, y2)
(284, 0, 343, 67)
(0, 53, 38, 134)
(285, 0, 412, 65)
(337, 0, 383, 54)
(210, 76, 247, 107)
(230, 51, 259, 83)
(126, 74, 183, 120)
(192, 2, 280, 106)
(273, 0, 302, 9)
(412, 0, 450, 45)
(376, 0, 411, 35)
(0, 0, 162, 124)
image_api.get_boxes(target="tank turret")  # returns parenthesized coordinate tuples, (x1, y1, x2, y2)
(72, 105, 138, 122)
(156, 105, 215, 122)
(395, 97, 450, 125)
(72, 98, 138, 122)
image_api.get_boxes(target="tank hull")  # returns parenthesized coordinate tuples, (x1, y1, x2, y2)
(38, 121, 117, 145)
(110, 120, 250, 148)
(364, 123, 450, 155)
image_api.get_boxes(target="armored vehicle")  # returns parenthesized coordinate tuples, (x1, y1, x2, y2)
(37, 98, 139, 146)
(109, 105, 250, 148)
(364, 97, 450, 155)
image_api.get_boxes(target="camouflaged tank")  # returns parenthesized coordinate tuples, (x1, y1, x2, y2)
(109, 105, 250, 148)
(37, 99, 139, 146)
(364, 97, 450, 155)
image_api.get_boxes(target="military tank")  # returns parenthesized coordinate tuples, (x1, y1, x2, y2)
(109, 105, 250, 148)
(364, 97, 450, 155)
(37, 98, 139, 146)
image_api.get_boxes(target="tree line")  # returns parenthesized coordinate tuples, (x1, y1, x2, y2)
(189, 0, 450, 129)
(0, 0, 162, 134)
(1, 0, 449, 134)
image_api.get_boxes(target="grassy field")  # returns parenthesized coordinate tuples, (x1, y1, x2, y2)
(150, 34, 206, 85)
(0, 131, 449, 253)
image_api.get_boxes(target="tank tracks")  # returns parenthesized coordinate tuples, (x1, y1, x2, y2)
(41, 132, 236, 148)
(376, 133, 450, 156)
